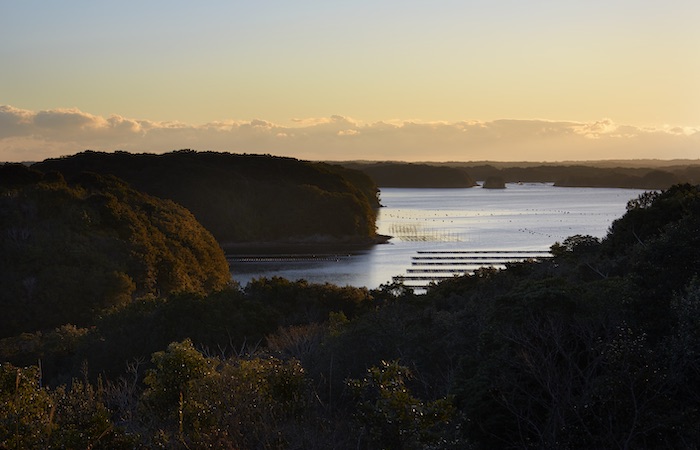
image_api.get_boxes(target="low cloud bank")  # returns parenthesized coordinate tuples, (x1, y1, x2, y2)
(1, 105, 698, 162)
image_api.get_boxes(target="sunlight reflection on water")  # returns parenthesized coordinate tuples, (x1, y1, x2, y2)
(229, 183, 647, 289)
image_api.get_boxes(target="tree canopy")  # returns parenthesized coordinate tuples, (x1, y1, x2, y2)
(33, 151, 380, 247)
(0, 164, 230, 337)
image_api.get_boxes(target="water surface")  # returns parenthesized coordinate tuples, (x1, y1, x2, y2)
(229, 183, 647, 289)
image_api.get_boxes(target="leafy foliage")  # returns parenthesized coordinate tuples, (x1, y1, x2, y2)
(0, 363, 54, 449)
(183, 355, 308, 449)
(141, 339, 216, 420)
(0, 363, 134, 449)
(348, 360, 459, 449)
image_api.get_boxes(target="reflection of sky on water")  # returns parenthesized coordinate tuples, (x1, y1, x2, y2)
(230, 245, 414, 289)
(230, 184, 647, 289)
(230, 251, 375, 287)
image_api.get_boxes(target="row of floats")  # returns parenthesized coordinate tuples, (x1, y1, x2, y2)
(393, 250, 552, 289)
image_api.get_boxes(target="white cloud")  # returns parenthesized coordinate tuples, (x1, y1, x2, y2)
(1, 105, 699, 163)
(33, 108, 98, 130)
(0, 105, 33, 138)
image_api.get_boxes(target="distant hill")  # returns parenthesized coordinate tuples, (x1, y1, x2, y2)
(339, 160, 694, 189)
(459, 164, 682, 189)
(341, 162, 477, 188)
(0, 164, 230, 337)
(33, 151, 381, 249)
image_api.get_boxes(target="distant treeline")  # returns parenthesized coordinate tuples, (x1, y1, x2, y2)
(341, 162, 477, 188)
(33, 151, 381, 248)
(458, 163, 684, 189)
(341, 160, 700, 189)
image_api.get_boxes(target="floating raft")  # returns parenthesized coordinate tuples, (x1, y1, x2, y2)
(393, 249, 552, 289)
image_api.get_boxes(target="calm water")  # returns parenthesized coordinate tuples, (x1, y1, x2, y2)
(229, 183, 647, 289)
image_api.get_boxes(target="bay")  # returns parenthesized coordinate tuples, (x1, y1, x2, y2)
(229, 183, 648, 289)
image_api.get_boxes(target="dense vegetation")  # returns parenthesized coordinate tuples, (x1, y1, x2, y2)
(440, 163, 683, 189)
(342, 162, 478, 188)
(3, 177, 700, 448)
(34, 151, 381, 248)
(344, 160, 696, 189)
(0, 164, 230, 338)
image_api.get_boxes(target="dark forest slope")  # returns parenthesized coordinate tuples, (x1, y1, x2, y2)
(0, 164, 230, 338)
(34, 151, 381, 247)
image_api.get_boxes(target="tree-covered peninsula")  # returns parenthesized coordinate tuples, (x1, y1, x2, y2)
(34, 151, 381, 249)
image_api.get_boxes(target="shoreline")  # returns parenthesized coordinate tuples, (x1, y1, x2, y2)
(222, 234, 392, 255)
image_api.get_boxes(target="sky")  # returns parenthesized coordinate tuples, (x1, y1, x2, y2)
(1, 0, 699, 163)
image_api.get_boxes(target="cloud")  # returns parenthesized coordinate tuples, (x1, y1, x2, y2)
(0, 105, 34, 138)
(249, 119, 275, 129)
(1, 105, 698, 163)
(105, 115, 146, 134)
(33, 108, 98, 130)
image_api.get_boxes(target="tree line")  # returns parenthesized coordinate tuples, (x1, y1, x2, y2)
(344, 160, 695, 189)
(342, 162, 478, 188)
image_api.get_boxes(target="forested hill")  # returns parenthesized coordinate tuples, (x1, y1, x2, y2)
(461, 163, 682, 189)
(33, 151, 381, 248)
(341, 162, 478, 188)
(342, 160, 692, 189)
(0, 164, 230, 338)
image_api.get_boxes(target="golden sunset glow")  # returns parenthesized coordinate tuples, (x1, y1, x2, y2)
(1, 1, 698, 162)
